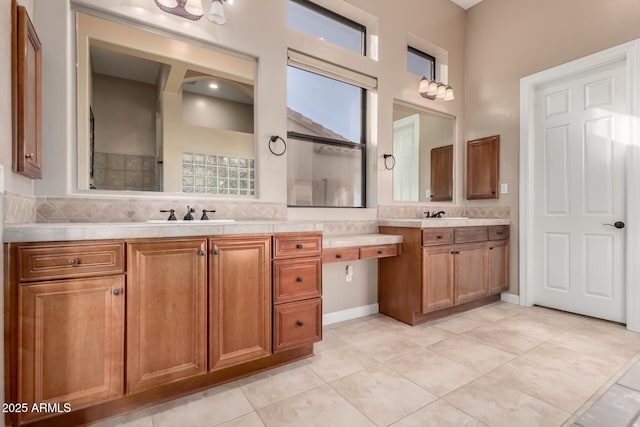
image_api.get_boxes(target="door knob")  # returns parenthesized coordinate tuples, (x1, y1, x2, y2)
(604, 221, 625, 229)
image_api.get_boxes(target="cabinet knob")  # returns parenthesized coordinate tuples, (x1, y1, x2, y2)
(336, 254, 343, 259)
(296, 277, 304, 283)
(212, 249, 219, 255)
(296, 320, 304, 327)
(437, 235, 443, 239)
(489, 247, 494, 250)
(25, 153, 34, 159)
(68, 258, 78, 266)
(496, 231, 504, 235)
(377, 250, 384, 255)
(296, 244, 304, 250)
(113, 289, 121, 296)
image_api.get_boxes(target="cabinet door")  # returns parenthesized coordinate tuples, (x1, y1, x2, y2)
(466, 135, 499, 199)
(421, 245, 454, 313)
(210, 236, 271, 371)
(488, 240, 509, 294)
(18, 276, 124, 421)
(127, 239, 207, 393)
(454, 242, 488, 304)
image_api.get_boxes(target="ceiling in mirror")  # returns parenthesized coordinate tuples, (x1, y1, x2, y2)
(392, 102, 455, 203)
(76, 12, 256, 196)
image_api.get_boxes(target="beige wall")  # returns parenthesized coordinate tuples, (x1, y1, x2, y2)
(465, 0, 640, 295)
(322, 260, 378, 314)
(182, 92, 253, 134)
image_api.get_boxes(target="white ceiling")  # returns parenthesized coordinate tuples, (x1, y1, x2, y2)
(450, 0, 483, 10)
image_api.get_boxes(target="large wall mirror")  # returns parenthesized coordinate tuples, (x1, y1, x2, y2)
(392, 102, 455, 202)
(76, 13, 256, 195)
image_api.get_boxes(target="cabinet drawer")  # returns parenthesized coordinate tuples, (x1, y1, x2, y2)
(454, 227, 488, 243)
(360, 244, 400, 259)
(322, 247, 360, 264)
(422, 228, 454, 246)
(274, 299, 322, 353)
(488, 225, 509, 240)
(273, 233, 322, 259)
(18, 242, 124, 282)
(273, 258, 322, 304)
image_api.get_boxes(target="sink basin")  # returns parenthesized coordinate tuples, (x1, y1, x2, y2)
(147, 219, 236, 224)
(425, 217, 468, 220)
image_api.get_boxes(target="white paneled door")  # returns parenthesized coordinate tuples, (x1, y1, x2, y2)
(393, 114, 420, 201)
(533, 59, 628, 322)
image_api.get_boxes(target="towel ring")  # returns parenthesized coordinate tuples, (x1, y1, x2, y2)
(383, 154, 396, 170)
(269, 135, 287, 156)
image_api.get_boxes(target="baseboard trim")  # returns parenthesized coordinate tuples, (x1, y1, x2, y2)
(500, 292, 520, 305)
(323, 303, 379, 326)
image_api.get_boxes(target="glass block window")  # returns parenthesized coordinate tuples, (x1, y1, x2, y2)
(407, 46, 436, 79)
(181, 152, 255, 196)
(287, 0, 365, 55)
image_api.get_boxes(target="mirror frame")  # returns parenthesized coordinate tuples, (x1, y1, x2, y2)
(74, 11, 257, 196)
(391, 99, 457, 205)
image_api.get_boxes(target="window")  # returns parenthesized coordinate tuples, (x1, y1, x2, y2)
(287, 65, 366, 207)
(287, 0, 366, 55)
(407, 46, 436, 79)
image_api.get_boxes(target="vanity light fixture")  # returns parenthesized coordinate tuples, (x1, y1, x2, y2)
(209, 82, 219, 89)
(154, 0, 229, 23)
(419, 76, 454, 101)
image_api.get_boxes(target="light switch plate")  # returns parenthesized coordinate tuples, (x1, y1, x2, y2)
(500, 183, 508, 194)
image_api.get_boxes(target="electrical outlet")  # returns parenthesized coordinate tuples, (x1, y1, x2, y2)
(500, 183, 508, 194)
(345, 265, 353, 282)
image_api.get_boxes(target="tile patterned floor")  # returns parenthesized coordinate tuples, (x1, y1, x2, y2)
(92, 302, 640, 427)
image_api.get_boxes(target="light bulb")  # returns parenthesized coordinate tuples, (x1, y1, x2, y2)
(444, 86, 455, 101)
(208, 0, 226, 24)
(436, 83, 446, 99)
(184, 0, 204, 16)
(427, 81, 438, 96)
(419, 77, 430, 94)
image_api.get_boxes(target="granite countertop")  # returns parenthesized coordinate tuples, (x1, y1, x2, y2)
(3, 217, 510, 243)
(323, 233, 403, 249)
(2, 221, 325, 243)
(377, 218, 510, 228)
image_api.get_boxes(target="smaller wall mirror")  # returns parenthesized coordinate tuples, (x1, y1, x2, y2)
(392, 102, 455, 202)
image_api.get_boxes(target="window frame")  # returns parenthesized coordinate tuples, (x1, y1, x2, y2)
(286, 65, 367, 208)
(407, 46, 436, 80)
(288, 0, 367, 56)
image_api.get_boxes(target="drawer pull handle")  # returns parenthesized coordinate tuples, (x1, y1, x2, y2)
(296, 320, 304, 327)
(68, 258, 78, 266)
(496, 231, 504, 235)
(199, 250, 206, 256)
(489, 247, 494, 250)
(451, 251, 460, 255)
(437, 235, 443, 239)
(377, 250, 384, 255)
(296, 244, 304, 250)
(113, 289, 121, 296)
(336, 254, 343, 259)
(296, 277, 304, 283)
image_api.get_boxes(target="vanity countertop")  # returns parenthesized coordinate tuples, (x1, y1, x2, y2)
(323, 233, 403, 249)
(2, 221, 325, 243)
(377, 218, 510, 228)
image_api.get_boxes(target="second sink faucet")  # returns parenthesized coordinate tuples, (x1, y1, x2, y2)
(424, 210, 446, 218)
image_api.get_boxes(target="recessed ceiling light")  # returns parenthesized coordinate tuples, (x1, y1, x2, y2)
(209, 83, 219, 89)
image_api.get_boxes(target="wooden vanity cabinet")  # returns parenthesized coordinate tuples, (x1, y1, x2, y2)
(7, 241, 126, 424)
(209, 236, 271, 371)
(126, 239, 207, 393)
(380, 225, 508, 325)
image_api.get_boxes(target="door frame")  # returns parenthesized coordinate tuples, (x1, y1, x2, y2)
(519, 39, 640, 331)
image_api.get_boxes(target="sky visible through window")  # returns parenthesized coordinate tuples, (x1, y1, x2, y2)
(287, 66, 362, 143)
(407, 48, 435, 79)
(287, 0, 364, 55)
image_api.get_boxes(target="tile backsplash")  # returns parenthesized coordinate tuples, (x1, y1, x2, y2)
(4, 192, 37, 224)
(182, 152, 255, 196)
